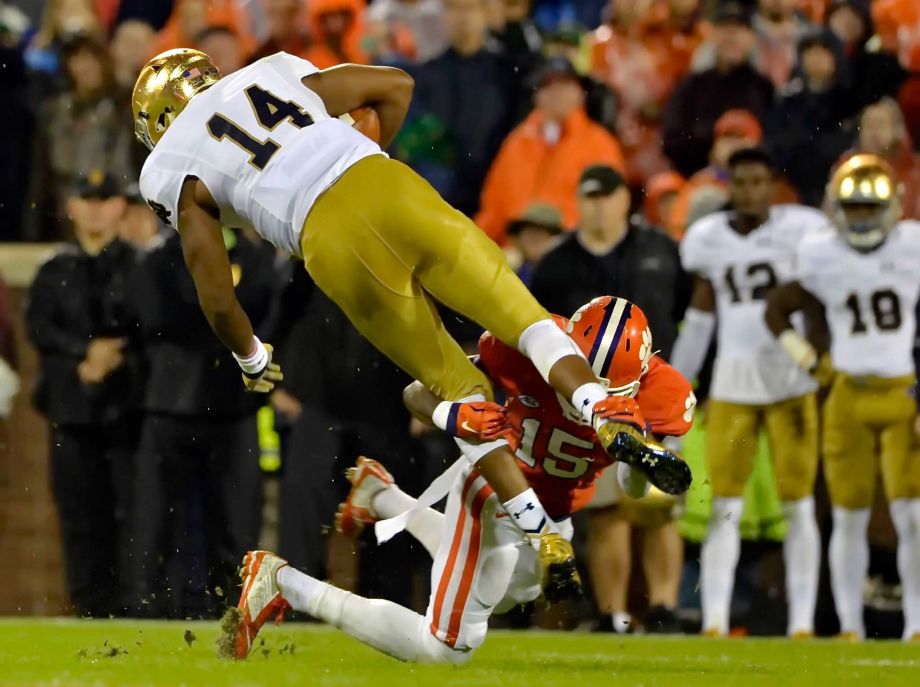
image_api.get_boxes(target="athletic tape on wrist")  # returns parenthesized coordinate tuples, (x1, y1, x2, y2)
(233, 337, 269, 375)
(431, 401, 456, 433)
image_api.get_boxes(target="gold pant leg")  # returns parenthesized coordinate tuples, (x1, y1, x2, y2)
(319, 156, 549, 346)
(763, 394, 819, 502)
(300, 156, 493, 401)
(822, 377, 878, 509)
(872, 377, 919, 500)
(705, 400, 761, 498)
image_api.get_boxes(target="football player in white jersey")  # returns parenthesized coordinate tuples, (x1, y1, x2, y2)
(766, 154, 920, 641)
(671, 147, 828, 637)
(132, 49, 691, 602)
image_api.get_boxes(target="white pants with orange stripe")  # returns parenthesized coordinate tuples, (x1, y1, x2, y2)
(279, 464, 572, 663)
(426, 466, 576, 651)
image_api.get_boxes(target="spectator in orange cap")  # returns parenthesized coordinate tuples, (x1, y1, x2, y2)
(669, 109, 797, 237)
(846, 98, 920, 219)
(150, 0, 254, 58)
(304, 0, 368, 69)
(662, 3, 774, 177)
(476, 57, 625, 245)
(643, 171, 684, 233)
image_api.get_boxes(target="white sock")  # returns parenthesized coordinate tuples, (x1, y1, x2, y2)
(572, 382, 609, 426)
(503, 487, 557, 546)
(277, 564, 322, 613)
(890, 499, 920, 639)
(372, 486, 445, 559)
(701, 497, 743, 635)
(277, 565, 464, 664)
(612, 612, 632, 634)
(782, 497, 820, 635)
(829, 507, 870, 637)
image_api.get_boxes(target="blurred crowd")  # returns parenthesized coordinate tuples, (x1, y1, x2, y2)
(0, 0, 918, 634)
(0, 0, 916, 243)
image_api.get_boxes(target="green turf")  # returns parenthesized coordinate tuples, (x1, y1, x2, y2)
(0, 619, 918, 687)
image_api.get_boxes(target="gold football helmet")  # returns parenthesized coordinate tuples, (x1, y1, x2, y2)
(827, 154, 902, 252)
(132, 49, 221, 150)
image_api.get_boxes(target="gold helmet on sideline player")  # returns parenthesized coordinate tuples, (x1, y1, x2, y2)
(132, 49, 221, 151)
(827, 153, 902, 252)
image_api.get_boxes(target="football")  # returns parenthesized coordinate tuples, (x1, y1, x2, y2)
(345, 106, 381, 144)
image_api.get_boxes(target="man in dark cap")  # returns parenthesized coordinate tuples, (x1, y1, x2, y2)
(25, 170, 142, 617)
(530, 164, 690, 356)
(529, 163, 692, 634)
(662, 2, 775, 176)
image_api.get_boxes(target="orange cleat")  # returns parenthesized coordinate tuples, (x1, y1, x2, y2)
(226, 550, 291, 660)
(334, 457, 394, 537)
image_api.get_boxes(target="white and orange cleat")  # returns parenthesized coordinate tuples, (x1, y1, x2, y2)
(222, 550, 291, 660)
(335, 456, 394, 537)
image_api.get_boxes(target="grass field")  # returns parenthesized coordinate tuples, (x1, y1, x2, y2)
(1, 619, 918, 687)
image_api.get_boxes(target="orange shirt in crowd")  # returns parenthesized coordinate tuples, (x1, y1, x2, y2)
(590, 4, 706, 187)
(151, 0, 255, 56)
(873, 0, 920, 67)
(304, 0, 369, 69)
(476, 108, 624, 245)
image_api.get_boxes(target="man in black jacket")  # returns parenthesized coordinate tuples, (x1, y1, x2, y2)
(399, 0, 519, 218)
(128, 227, 276, 618)
(529, 164, 692, 634)
(662, 3, 775, 177)
(530, 165, 691, 358)
(26, 172, 142, 617)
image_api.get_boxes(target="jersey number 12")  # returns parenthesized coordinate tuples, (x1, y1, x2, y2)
(206, 85, 314, 170)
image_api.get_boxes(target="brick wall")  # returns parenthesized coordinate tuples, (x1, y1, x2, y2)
(0, 284, 68, 614)
(0, 245, 68, 615)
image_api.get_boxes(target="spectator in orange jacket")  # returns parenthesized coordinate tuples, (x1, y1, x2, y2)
(643, 170, 685, 231)
(150, 0, 255, 58)
(249, 0, 312, 63)
(476, 57, 625, 244)
(847, 98, 920, 219)
(669, 109, 798, 237)
(304, 0, 369, 69)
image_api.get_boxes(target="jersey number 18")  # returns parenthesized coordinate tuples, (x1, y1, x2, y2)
(206, 85, 314, 170)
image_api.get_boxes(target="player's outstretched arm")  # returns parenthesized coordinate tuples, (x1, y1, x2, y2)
(402, 380, 510, 441)
(302, 65, 413, 148)
(765, 281, 825, 370)
(177, 177, 282, 392)
(669, 275, 716, 383)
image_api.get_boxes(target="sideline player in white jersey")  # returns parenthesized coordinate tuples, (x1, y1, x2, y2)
(766, 154, 920, 641)
(670, 147, 828, 637)
(132, 49, 691, 600)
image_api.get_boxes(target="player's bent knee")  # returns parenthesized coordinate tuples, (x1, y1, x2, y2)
(517, 319, 585, 382)
(421, 625, 475, 665)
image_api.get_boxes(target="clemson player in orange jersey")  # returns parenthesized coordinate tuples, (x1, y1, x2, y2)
(224, 298, 695, 663)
